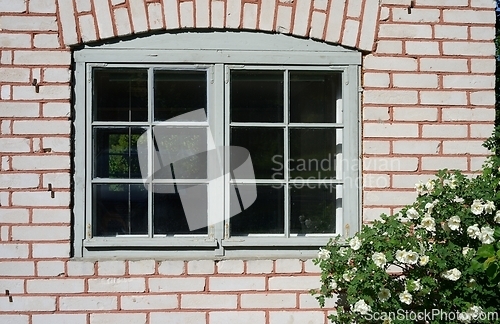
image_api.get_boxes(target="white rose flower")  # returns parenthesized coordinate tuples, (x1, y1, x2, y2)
(415, 181, 425, 195)
(479, 226, 495, 244)
(406, 207, 419, 219)
(395, 250, 406, 263)
(343, 270, 355, 282)
(494, 211, 500, 223)
(352, 299, 371, 315)
(425, 179, 435, 192)
(471, 199, 484, 215)
(331, 280, 338, 290)
(419, 255, 429, 266)
(406, 279, 421, 292)
(405, 250, 419, 265)
(338, 247, 348, 256)
(421, 215, 436, 232)
(317, 248, 331, 260)
(462, 247, 475, 258)
(484, 200, 496, 214)
(441, 268, 461, 281)
(454, 196, 465, 204)
(467, 224, 480, 239)
(399, 291, 412, 305)
(372, 252, 387, 268)
(447, 216, 461, 231)
(349, 236, 362, 251)
(378, 288, 391, 302)
(444, 175, 458, 189)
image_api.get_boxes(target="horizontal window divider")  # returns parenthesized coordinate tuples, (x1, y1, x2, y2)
(287, 123, 344, 128)
(151, 121, 210, 126)
(91, 178, 147, 183)
(288, 179, 343, 184)
(229, 179, 285, 184)
(84, 237, 218, 248)
(151, 179, 210, 184)
(229, 122, 286, 127)
(91, 122, 150, 127)
(222, 236, 335, 247)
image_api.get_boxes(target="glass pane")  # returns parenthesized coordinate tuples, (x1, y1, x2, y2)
(93, 184, 148, 236)
(290, 71, 341, 123)
(94, 127, 146, 179)
(230, 184, 284, 235)
(152, 127, 207, 180)
(153, 184, 208, 235)
(93, 68, 148, 122)
(289, 128, 337, 179)
(290, 186, 337, 234)
(230, 70, 284, 122)
(154, 70, 207, 121)
(231, 127, 284, 179)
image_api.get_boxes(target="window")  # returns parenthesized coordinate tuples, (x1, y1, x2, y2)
(74, 32, 361, 258)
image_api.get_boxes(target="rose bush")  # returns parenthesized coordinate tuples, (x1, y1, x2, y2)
(313, 147, 500, 323)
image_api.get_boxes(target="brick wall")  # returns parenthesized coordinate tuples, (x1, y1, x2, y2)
(0, 0, 495, 323)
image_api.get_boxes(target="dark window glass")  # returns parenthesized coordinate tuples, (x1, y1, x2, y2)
(290, 186, 337, 234)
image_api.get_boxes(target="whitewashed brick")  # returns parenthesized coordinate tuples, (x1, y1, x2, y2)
(33, 314, 86, 324)
(211, 311, 265, 324)
(0, 16, 57, 31)
(60, 296, 117, 311)
(443, 141, 490, 155)
(56, 0, 78, 44)
(0, 208, 29, 223)
(304, 259, 320, 273)
(242, 3, 258, 29)
(37, 260, 65, 276)
(75, 0, 91, 12)
(393, 74, 438, 88)
(268, 275, 320, 290)
(43, 137, 70, 153)
(211, 0, 225, 28)
(226, 0, 242, 28)
(363, 141, 390, 154)
(420, 58, 468, 72)
(129, 259, 155, 275)
(347, 0, 362, 17)
(194, 0, 209, 28)
(188, 259, 214, 274)
(363, 107, 389, 120)
(150, 312, 206, 324)
(0, 50, 11, 64)
(12, 191, 70, 206)
(181, 294, 237, 309)
(471, 91, 495, 105)
(0, 191, 8, 206)
(0, 33, 31, 48)
(43, 102, 70, 117)
(422, 157, 468, 171)
(158, 260, 184, 275)
(32, 208, 70, 223)
(114, 8, 132, 35)
(471, 26, 495, 41)
(471, 124, 494, 138)
(258, 0, 274, 30)
(300, 293, 337, 308)
(241, 293, 296, 308)
(90, 313, 146, 324)
(393, 141, 440, 154)
(147, 2, 164, 30)
(0, 243, 28, 258)
(0, 173, 39, 188)
(270, 311, 324, 324)
(393, 8, 440, 22)
(0, 296, 55, 311)
(34, 243, 70, 258)
(0, 120, 10, 134)
(180, 1, 194, 28)
(364, 190, 417, 205)
(364, 55, 417, 71)
(0, 102, 39, 118)
(341, 19, 359, 48)
(13, 85, 70, 100)
(310, 11, 326, 40)
(15, 49, 69, 65)
(0, 226, 8, 241)
(392, 174, 435, 189)
(364, 158, 418, 171)
(434, 25, 467, 39)
(149, 277, 206, 292)
(98, 260, 126, 275)
(443, 10, 495, 24)
(422, 125, 467, 138)
(0, 68, 29, 82)
(79, 14, 97, 42)
(363, 208, 392, 222)
(0, 0, 26, 12)
(364, 174, 390, 188)
(1, 85, 10, 99)
(313, 0, 327, 10)
(67, 260, 95, 276)
(325, 0, 346, 43)
(364, 90, 418, 104)
(442, 108, 494, 122)
(246, 259, 273, 274)
(29, 0, 56, 13)
(34, 34, 60, 48)
(0, 138, 31, 153)
(380, 0, 411, 4)
(0, 279, 24, 293)
(129, 0, 148, 32)
(164, 0, 180, 29)
(276, 5, 292, 33)
(471, 0, 496, 8)
(393, 107, 437, 121)
(471, 156, 488, 171)
(13, 120, 70, 135)
(275, 259, 302, 273)
(12, 225, 69, 240)
(210, 276, 265, 291)
(376, 40, 402, 54)
(364, 123, 418, 138)
(111, 0, 126, 4)
(43, 67, 70, 82)
(0, 261, 34, 276)
(415, 0, 467, 5)
(443, 42, 495, 56)
(27, 278, 83, 293)
(443, 75, 494, 89)
(405, 41, 439, 56)
(358, 0, 379, 51)
(121, 295, 177, 310)
(12, 155, 70, 171)
(420, 91, 467, 106)
(379, 24, 432, 39)
(293, 0, 312, 36)
(88, 278, 145, 292)
(471, 59, 495, 73)
(217, 259, 244, 273)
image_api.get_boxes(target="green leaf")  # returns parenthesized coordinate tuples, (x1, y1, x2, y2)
(477, 244, 496, 258)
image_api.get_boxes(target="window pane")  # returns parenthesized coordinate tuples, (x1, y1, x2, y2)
(230, 70, 284, 122)
(289, 128, 337, 179)
(290, 71, 341, 123)
(231, 127, 284, 179)
(93, 68, 148, 122)
(230, 184, 284, 235)
(154, 70, 207, 121)
(93, 184, 148, 236)
(290, 186, 337, 234)
(94, 127, 146, 179)
(153, 184, 208, 235)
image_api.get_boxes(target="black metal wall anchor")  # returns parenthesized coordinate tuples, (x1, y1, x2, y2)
(32, 78, 40, 93)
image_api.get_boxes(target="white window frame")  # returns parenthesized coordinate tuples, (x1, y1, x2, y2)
(73, 31, 361, 259)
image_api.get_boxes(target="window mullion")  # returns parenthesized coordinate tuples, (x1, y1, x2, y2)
(284, 70, 290, 238)
(147, 67, 154, 238)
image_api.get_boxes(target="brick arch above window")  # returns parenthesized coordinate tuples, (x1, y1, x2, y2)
(56, 0, 381, 52)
